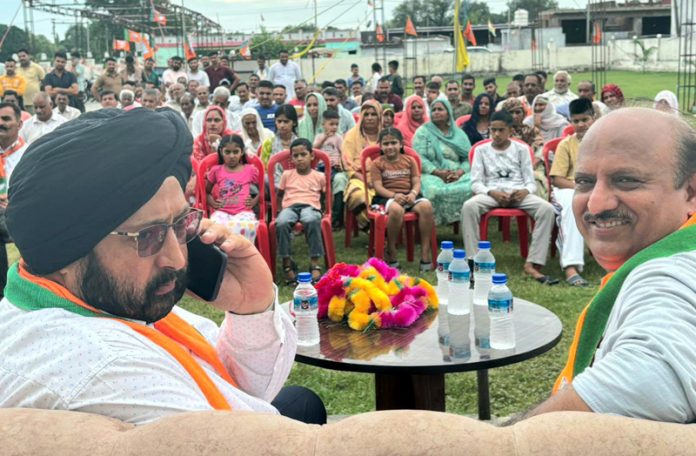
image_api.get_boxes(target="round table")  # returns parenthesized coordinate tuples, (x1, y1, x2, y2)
(293, 298, 563, 420)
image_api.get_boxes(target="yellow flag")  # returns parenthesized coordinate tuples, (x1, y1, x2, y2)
(454, 0, 469, 71)
(291, 29, 321, 60)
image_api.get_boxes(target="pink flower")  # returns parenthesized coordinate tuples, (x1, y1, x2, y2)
(365, 257, 399, 282)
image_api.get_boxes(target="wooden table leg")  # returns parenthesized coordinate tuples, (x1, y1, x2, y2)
(477, 369, 491, 420)
(375, 372, 445, 411)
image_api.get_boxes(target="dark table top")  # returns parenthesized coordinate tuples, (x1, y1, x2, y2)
(292, 299, 563, 375)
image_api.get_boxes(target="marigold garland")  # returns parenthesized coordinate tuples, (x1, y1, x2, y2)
(315, 258, 438, 331)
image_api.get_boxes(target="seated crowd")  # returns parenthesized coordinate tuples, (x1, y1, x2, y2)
(1, 47, 695, 432)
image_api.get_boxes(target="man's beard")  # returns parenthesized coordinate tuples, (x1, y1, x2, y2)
(78, 252, 188, 323)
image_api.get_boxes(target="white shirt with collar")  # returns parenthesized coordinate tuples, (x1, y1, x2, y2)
(19, 114, 67, 144)
(53, 106, 81, 121)
(268, 61, 301, 99)
(0, 287, 297, 425)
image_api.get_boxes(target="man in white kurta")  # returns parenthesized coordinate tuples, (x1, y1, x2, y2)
(268, 51, 302, 100)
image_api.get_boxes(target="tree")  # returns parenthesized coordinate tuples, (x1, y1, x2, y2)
(388, 0, 506, 28)
(388, 0, 454, 28)
(0, 25, 56, 61)
(249, 27, 287, 60)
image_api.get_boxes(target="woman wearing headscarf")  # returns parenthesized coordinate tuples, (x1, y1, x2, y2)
(298, 92, 328, 143)
(396, 95, 428, 148)
(653, 90, 679, 116)
(193, 105, 232, 162)
(462, 93, 494, 145)
(342, 100, 382, 230)
(601, 83, 624, 111)
(501, 97, 549, 200)
(523, 95, 568, 142)
(411, 99, 472, 226)
(240, 108, 274, 155)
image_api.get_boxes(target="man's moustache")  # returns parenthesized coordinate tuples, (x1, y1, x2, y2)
(583, 211, 632, 223)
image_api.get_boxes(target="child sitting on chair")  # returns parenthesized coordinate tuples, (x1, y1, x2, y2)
(205, 134, 260, 243)
(370, 127, 434, 271)
(313, 109, 348, 229)
(277, 138, 327, 285)
(462, 111, 558, 285)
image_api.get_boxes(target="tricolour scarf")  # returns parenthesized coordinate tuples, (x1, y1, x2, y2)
(553, 214, 696, 393)
(5, 262, 236, 410)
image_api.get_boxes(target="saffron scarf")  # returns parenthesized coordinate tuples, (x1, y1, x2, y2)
(553, 214, 696, 393)
(5, 262, 236, 410)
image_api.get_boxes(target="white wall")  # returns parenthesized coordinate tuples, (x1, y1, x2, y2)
(268, 36, 681, 83)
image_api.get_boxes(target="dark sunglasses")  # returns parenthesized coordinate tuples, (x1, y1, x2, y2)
(109, 208, 203, 257)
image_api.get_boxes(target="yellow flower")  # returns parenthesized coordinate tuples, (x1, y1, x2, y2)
(348, 310, 372, 330)
(413, 277, 439, 309)
(328, 296, 347, 321)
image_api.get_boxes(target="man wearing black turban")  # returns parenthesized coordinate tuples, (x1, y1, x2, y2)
(0, 108, 326, 425)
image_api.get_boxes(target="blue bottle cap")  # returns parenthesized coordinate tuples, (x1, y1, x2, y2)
(441, 240, 454, 249)
(453, 249, 466, 259)
(478, 240, 491, 249)
(492, 273, 507, 284)
(297, 272, 312, 283)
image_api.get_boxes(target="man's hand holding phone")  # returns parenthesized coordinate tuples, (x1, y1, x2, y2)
(191, 219, 274, 315)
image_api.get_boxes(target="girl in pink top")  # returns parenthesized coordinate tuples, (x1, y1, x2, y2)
(206, 134, 260, 243)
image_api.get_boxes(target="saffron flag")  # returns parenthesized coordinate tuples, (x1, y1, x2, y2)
(464, 20, 477, 46)
(405, 16, 417, 37)
(124, 29, 143, 43)
(151, 8, 167, 26)
(454, 0, 469, 71)
(184, 35, 197, 60)
(113, 39, 131, 52)
(487, 20, 496, 35)
(376, 24, 385, 43)
(592, 21, 602, 45)
(143, 38, 156, 60)
(239, 40, 252, 60)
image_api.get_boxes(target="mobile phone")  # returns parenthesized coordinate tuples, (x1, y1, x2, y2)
(186, 236, 228, 302)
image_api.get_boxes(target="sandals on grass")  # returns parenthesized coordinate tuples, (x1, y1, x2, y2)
(566, 274, 589, 287)
(283, 260, 298, 287)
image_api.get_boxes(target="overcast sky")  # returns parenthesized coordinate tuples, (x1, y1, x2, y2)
(2, 0, 587, 39)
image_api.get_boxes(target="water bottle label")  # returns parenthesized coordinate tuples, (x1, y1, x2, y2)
(437, 262, 450, 273)
(293, 295, 318, 312)
(449, 271, 470, 283)
(474, 261, 496, 273)
(488, 298, 513, 313)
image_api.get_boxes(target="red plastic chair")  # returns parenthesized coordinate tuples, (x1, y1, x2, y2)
(267, 149, 336, 279)
(543, 137, 564, 258)
(468, 138, 535, 259)
(562, 124, 575, 137)
(196, 153, 272, 271)
(456, 114, 471, 128)
(360, 145, 438, 268)
(344, 207, 360, 247)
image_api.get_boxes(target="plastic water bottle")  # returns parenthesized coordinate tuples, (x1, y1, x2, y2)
(293, 273, 320, 346)
(447, 249, 472, 315)
(436, 241, 454, 305)
(473, 241, 495, 348)
(488, 273, 515, 350)
(448, 313, 471, 360)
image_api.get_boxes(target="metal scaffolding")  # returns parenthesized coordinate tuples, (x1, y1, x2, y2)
(24, 0, 224, 57)
(677, 0, 696, 113)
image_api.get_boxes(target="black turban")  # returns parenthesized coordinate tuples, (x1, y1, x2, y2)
(6, 107, 193, 274)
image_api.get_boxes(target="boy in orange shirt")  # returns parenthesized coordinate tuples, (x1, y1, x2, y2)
(277, 138, 327, 285)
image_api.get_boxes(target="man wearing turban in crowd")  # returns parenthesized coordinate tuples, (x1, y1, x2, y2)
(0, 108, 326, 425)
